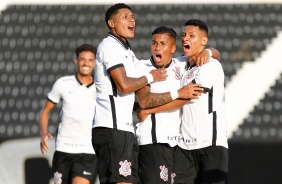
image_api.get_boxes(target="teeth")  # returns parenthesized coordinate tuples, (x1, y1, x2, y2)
(82, 67, 90, 70)
(184, 45, 190, 49)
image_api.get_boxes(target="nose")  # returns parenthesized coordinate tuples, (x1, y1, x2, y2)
(83, 60, 92, 66)
(182, 35, 188, 41)
(129, 16, 135, 22)
(155, 43, 161, 50)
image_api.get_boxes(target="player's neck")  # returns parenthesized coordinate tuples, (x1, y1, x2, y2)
(188, 58, 196, 66)
(76, 74, 93, 85)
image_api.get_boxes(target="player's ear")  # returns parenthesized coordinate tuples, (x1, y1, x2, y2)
(108, 19, 115, 28)
(201, 37, 208, 46)
(171, 45, 176, 54)
(74, 58, 78, 65)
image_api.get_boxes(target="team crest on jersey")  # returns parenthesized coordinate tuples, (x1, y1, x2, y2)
(54, 171, 62, 184)
(172, 66, 181, 80)
(160, 165, 168, 181)
(119, 160, 132, 177)
(171, 172, 176, 184)
(186, 67, 198, 80)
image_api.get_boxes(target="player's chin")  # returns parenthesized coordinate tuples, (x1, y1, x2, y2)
(127, 32, 135, 38)
(154, 61, 163, 68)
(79, 72, 92, 76)
(182, 50, 192, 57)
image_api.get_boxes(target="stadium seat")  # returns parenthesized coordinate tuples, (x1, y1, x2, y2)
(0, 4, 282, 142)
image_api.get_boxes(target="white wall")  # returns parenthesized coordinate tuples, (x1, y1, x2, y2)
(0, 138, 54, 184)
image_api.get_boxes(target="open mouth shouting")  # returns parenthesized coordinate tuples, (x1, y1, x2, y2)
(128, 25, 134, 32)
(183, 43, 191, 52)
(153, 53, 167, 68)
(155, 53, 162, 62)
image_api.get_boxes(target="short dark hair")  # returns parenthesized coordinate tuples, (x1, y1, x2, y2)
(75, 44, 97, 57)
(184, 19, 208, 36)
(152, 26, 177, 41)
(105, 3, 131, 29)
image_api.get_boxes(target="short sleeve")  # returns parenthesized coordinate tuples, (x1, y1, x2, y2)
(134, 59, 150, 78)
(97, 41, 124, 72)
(47, 78, 62, 104)
(196, 59, 224, 89)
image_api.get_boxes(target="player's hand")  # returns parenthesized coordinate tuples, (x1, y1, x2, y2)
(150, 68, 167, 82)
(137, 108, 149, 122)
(193, 49, 210, 66)
(40, 133, 53, 155)
(178, 82, 203, 99)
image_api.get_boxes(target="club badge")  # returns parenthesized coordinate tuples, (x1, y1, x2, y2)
(171, 172, 176, 184)
(172, 66, 181, 80)
(119, 160, 132, 177)
(54, 171, 62, 184)
(186, 66, 198, 80)
(160, 165, 168, 181)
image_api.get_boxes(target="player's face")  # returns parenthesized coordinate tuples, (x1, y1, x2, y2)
(181, 25, 207, 58)
(151, 33, 176, 68)
(74, 51, 95, 76)
(108, 8, 135, 42)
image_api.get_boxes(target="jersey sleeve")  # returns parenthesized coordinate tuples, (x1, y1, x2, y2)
(196, 59, 225, 111)
(196, 59, 224, 89)
(134, 59, 151, 78)
(47, 78, 63, 104)
(97, 41, 125, 72)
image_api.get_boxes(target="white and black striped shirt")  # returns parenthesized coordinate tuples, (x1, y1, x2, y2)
(178, 58, 228, 150)
(136, 56, 187, 147)
(48, 75, 96, 154)
(93, 33, 140, 133)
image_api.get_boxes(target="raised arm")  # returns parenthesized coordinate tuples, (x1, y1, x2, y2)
(136, 82, 203, 109)
(194, 48, 220, 66)
(109, 66, 167, 94)
(208, 48, 220, 59)
(135, 84, 172, 109)
(137, 99, 189, 122)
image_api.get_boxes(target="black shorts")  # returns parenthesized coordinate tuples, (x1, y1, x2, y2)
(173, 146, 228, 184)
(139, 143, 175, 184)
(52, 151, 97, 184)
(92, 127, 139, 184)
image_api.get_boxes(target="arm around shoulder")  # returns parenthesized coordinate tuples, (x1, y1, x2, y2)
(137, 99, 189, 122)
(207, 48, 220, 59)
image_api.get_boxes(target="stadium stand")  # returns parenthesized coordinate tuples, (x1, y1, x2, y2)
(0, 3, 282, 143)
(232, 73, 282, 140)
(1, 3, 282, 184)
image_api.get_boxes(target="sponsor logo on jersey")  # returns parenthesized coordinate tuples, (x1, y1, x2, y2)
(126, 122, 133, 126)
(83, 171, 92, 175)
(167, 135, 181, 141)
(144, 62, 153, 67)
(160, 165, 168, 181)
(119, 160, 132, 177)
(178, 137, 198, 146)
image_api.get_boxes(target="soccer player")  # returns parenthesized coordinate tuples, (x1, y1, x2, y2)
(92, 3, 202, 184)
(135, 26, 220, 184)
(137, 19, 228, 184)
(39, 44, 97, 184)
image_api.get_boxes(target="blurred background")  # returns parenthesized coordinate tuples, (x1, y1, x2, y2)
(0, 0, 282, 183)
